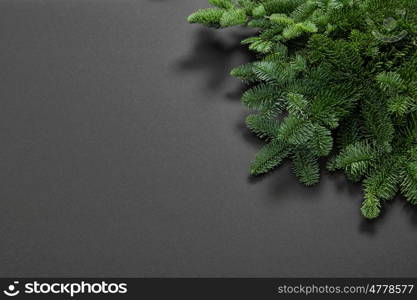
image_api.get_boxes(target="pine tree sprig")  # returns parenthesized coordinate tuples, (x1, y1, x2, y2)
(189, 0, 417, 220)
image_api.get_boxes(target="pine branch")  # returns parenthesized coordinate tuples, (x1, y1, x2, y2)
(245, 114, 280, 141)
(292, 150, 320, 185)
(250, 140, 289, 175)
(189, 0, 417, 220)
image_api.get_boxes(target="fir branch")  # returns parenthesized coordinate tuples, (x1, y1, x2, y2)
(189, 0, 417, 219)
(250, 140, 290, 175)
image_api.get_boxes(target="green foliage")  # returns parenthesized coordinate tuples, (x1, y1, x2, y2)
(292, 150, 320, 186)
(189, 0, 417, 219)
(401, 161, 417, 204)
(245, 114, 280, 140)
(208, 0, 233, 9)
(187, 8, 224, 27)
(241, 83, 283, 112)
(250, 140, 289, 175)
(220, 8, 247, 26)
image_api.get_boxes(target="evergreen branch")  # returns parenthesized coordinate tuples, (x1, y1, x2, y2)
(292, 150, 320, 185)
(277, 115, 315, 145)
(250, 140, 290, 175)
(187, 8, 224, 27)
(245, 114, 280, 141)
(189, 0, 417, 220)
(220, 8, 247, 27)
(208, 0, 233, 9)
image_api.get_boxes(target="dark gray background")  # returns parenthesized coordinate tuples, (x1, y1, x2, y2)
(0, 0, 416, 277)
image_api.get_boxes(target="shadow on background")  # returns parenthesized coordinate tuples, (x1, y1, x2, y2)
(177, 28, 255, 90)
(402, 201, 417, 227)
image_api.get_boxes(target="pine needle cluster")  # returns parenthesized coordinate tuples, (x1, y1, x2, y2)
(188, 0, 417, 219)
